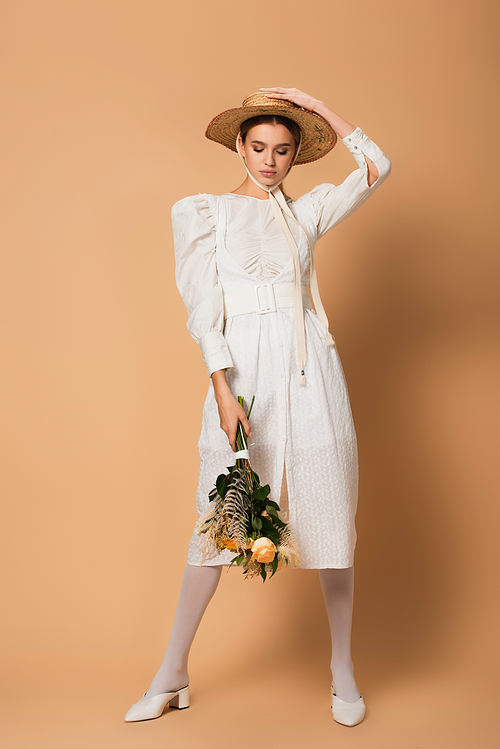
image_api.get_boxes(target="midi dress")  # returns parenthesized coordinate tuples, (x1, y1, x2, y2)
(172, 126, 392, 569)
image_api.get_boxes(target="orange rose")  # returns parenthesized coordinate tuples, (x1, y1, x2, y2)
(251, 537, 276, 563)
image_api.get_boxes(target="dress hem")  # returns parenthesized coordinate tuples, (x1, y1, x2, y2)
(186, 560, 355, 570)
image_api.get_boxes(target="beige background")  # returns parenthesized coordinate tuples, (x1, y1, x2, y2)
(1, 1, 499, 747)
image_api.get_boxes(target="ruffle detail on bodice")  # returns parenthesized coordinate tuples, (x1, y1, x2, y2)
(224, 194, 301, 283)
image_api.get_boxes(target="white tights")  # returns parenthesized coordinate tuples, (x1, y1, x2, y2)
(146, 468, 361, 703)
(145, 562, 361, 703)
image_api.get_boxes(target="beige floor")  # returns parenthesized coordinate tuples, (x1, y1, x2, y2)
(2, 657, 498, 748)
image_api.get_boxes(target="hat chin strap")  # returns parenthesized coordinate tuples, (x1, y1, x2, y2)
(235, 133, 335, 385)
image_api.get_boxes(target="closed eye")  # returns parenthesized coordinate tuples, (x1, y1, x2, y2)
(252, 148, 290, 155)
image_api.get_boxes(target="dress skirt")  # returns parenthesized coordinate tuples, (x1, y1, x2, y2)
(185, 305, 359, 569)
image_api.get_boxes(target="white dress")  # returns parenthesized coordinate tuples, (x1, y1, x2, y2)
(172, 126, 392, 569)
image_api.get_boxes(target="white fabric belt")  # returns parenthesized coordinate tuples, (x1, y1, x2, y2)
(223, 283, 314, 319)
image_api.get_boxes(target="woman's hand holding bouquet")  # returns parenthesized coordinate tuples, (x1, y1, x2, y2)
(195, 396, 302, 582)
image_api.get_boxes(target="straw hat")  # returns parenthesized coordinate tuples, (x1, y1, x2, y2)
(205, 91, 337, 165)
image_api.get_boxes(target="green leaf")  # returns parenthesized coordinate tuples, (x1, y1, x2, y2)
(266, 500, 281, 511)
(216, 473, 228, 498)
(272, 517, 286, 528)
(269, 557, 279, 578)
(259, 525, 279, 545)
(260, 517, 275, 532)
(251, 515, 263, 530)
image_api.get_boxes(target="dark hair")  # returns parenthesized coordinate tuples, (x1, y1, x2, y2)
(240, 115, 301, 151)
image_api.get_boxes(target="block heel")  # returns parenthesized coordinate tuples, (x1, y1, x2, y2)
(168, 685, 190, 709)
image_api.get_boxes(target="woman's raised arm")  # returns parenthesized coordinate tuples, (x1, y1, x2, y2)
(259, 87, 381, 187)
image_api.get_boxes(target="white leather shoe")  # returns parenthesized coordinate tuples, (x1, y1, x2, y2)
(331, 685, 366, 726)
(124, 685, 190, 722)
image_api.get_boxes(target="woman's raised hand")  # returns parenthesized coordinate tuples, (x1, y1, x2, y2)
(259, 87, 322, 113)
(260, 87, 358, 143)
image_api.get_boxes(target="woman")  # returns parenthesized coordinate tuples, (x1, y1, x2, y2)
(125, 87, 392, 727)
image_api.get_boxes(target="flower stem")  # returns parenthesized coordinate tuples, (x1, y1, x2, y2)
(236, 395, 255, 484)
(236, 395, 248, 451)
(247, 395, 256, 420)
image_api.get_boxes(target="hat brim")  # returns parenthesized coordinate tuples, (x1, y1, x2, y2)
(205, 101, 337, 165)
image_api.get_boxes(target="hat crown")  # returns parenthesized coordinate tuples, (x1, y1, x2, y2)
(241, 91, 298, 111)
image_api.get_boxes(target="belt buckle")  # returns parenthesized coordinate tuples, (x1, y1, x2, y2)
(254, 283, 276, 314)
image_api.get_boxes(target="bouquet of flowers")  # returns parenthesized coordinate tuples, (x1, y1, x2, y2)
(195, 396, 302, 582)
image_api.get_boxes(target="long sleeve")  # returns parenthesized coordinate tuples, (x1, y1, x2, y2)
(171, 194, 234, 377)
(309, 127, 392, 240)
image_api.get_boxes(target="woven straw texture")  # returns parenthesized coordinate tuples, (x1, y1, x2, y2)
(205, 92, 337, 164)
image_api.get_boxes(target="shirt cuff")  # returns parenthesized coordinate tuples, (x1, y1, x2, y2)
(342, 126, 386, 166)
(199, 331, 234, 377)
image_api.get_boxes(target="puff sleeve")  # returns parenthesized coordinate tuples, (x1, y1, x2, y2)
(309, 127, 392, 240)
(171, 194, 234, 377)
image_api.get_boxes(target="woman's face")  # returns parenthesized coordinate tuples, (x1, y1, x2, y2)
(238, 123, 296, 187)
